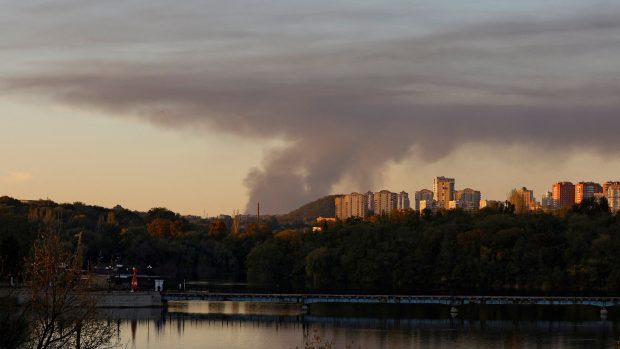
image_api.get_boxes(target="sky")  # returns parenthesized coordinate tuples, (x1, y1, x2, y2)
(1, 0, 620, 215)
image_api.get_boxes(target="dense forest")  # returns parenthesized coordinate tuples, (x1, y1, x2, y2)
(1, 195, 620, 295)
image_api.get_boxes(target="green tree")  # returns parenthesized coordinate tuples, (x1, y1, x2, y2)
(246, 239, 294, 287)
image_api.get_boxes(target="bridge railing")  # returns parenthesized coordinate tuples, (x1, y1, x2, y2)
(160, 292, 620, 307)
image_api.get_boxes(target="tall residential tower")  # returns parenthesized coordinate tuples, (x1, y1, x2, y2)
(455, 188, 481, 212)
(335, 192, 369, 220)
(575, 182, 602, 204)
(433, 176, 455, 209)
(374, 190, 398, 215)
(415, 189, 434, 211)
(552, 182, 575, 209)
(397, 191, 410, 211)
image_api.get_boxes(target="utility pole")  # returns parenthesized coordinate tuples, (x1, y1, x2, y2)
(257, 202, 260, 225)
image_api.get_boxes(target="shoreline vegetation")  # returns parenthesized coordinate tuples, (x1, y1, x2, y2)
(1, 230, 116, 349)
(1, 195, 620, 297)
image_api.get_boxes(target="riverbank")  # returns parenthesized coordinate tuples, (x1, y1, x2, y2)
(1, 289, 163, 308)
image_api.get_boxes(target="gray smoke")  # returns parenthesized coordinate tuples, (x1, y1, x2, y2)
(2, 1, 620, 213)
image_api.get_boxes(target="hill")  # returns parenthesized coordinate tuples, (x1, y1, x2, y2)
(281, 195, 337, 222)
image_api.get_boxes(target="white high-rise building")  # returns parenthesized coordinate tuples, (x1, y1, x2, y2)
(373, 190, 398, 215)
(335, 192, 369, 220)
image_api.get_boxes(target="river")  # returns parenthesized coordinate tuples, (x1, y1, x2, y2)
(105, 301, 620, 348)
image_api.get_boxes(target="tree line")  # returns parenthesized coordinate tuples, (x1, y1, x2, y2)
(2, 196, 620, 295)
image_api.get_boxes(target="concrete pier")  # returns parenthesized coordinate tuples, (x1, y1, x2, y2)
(1, 289, 163, 308)
(92, 291, 162, 308)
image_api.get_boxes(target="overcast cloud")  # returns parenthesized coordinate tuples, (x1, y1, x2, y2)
(2, 0, 620, 213)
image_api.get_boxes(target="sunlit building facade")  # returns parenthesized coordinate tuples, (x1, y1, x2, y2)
(552, 181, 575, 209)
(433, 176, 455, 209)
(335, 192, 369, 220)
(603, 181, 620, 197)
(335, 195, 345, 220)
(448, 200, 462, 210)
(575, 182, 602, 204)
(511, 187, 538, 211)
(415, 189, 434, 211)
(480, 200, 500, 210)
(455, 188, 481, 211)
(373, 190, 398, 215)
(541, 191, 553, 210)
(419, 199, 437, 213)
(606, 184, 620, 213)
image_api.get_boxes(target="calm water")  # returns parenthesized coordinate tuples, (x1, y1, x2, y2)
(105, 301, 620, 349)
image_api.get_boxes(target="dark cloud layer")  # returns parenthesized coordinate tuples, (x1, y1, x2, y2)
(3, 1, 620, 213)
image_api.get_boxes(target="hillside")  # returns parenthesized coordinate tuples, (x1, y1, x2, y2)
(281, 195, 337, 221)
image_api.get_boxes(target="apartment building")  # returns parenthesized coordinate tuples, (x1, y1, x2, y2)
(433, 177, 455, 209)
(552, 182, 575, 209)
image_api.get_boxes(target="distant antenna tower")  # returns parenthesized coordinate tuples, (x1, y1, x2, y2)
(257, 202, 260, 224)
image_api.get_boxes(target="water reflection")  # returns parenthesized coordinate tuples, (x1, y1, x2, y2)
(103, 302, 620, 349)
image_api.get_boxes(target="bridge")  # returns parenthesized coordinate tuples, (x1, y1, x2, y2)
(161, 292, 620, 308)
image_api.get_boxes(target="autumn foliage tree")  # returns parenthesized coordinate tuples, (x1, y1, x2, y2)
(146, 218, 182, 237)
(24, 232, 114, 349)
(208, 219, 227, 239)
(508, 188, 528, 214)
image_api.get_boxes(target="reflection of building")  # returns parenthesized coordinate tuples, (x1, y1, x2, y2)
(335, 192, 369, 220)
(455, 188, 481, 211)
(552, 182, 575, 209)
(575, 182, 602, 204)
(374, 190, 398, 215)
(433, 177, 455, 209)
(397, 191, 410, 210)
(415, 189, 434, 211)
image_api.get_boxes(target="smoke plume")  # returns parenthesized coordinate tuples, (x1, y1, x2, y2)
(3, 1, 620, 212)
